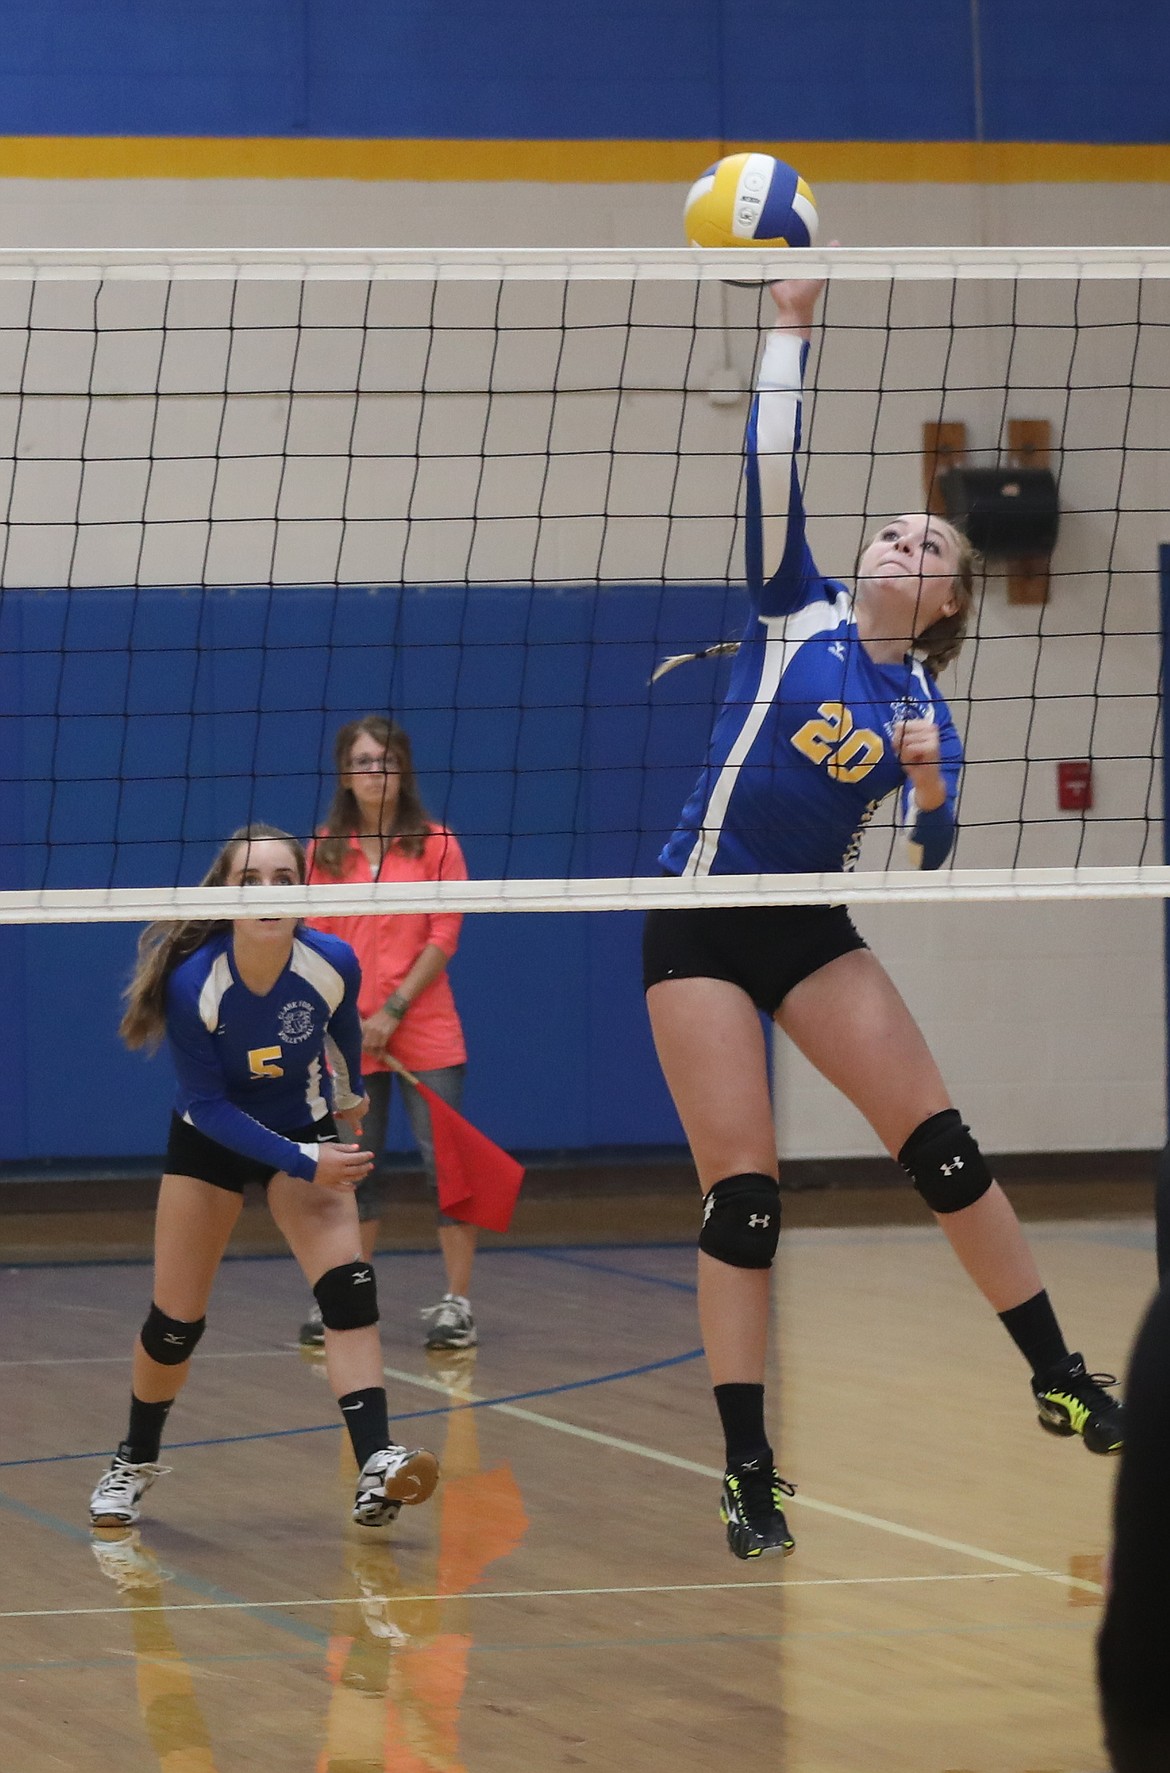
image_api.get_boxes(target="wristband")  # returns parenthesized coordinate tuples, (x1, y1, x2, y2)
(385, 992, 409, 1020)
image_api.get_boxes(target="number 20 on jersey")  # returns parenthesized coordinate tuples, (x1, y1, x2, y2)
(790, 701, 884, 784)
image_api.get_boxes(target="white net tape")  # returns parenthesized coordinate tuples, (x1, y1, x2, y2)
(0, 247, 1168, 280)
(2, 246, 1167, 919)
(2, 864, 1170, 926)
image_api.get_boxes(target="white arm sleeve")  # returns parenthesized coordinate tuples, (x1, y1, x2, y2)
(754, 331, 805, 582)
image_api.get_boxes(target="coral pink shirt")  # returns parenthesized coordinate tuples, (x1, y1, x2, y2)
(307, 827, 467, 1074)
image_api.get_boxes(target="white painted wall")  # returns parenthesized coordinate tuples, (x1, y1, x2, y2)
(774, 897, 1165, 1158)
(1, 170, 1166, 1154)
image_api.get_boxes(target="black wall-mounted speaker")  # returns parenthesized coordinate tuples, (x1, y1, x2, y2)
(938, 466, 1059, 556)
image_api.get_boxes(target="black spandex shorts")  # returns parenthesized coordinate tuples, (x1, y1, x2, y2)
(164, 1111, 338, 1195)
(642, 902, 868, 1017)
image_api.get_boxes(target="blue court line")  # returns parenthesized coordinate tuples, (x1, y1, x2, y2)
(0, 1345, 704, 1471)
(525, 1247, 697, 1294)
(1, 1238, 696, 1272)
(8, 1219, 1151, 1270)
(0, 1341, 702, 1658)
(0, 1490, 329, 1646)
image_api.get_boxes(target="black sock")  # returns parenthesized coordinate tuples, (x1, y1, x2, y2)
(118, 1394, 174, 1464)
(339, 1387, 391, 1469)
(998, 1290, 1069, 1379)
(714, 1382, 772, 1468)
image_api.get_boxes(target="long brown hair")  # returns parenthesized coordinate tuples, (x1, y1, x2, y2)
(651, 520, 981, 687)
(120, 823, 306, 1051)
(909, 519, 980, 676)
(313, 716, 434, 877)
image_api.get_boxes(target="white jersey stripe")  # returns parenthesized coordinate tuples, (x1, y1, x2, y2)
(195, 950, 233, 1033)
(289, 936, 346, 1014)
(303, 1053, 327, 1123)
(682, 591, 852, 879)
(754, 331, 804, 582)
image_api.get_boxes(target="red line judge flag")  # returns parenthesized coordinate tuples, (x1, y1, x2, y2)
(413, 1081, 526, 1234)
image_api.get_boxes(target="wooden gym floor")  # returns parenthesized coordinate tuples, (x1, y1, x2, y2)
(0, 1170, 1155, 1773)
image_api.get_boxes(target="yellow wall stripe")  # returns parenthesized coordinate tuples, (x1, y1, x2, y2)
(0, 137, 1165, 184)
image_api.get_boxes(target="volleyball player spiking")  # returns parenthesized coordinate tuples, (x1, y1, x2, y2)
(644, 274, 1125, 1561)
(89, 823, 439, 1534)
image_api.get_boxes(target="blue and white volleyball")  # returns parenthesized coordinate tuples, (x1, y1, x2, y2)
(684, 152, 818, 250)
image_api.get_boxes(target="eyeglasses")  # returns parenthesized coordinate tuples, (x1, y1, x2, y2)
(348, 754, 399, 774)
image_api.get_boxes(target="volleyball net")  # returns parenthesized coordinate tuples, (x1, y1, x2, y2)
(1, 245, 1168, 923)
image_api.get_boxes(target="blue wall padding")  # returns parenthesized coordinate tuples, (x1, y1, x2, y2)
(0, 581, 745, 1161)
(0, 1, 1163, 144)
(977, 0, 1168, 143)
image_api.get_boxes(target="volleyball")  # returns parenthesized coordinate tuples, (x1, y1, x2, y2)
(684, 152, 818, 250)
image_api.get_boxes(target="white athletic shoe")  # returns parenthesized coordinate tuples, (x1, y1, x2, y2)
(90, 1528, 172, 1593)
(347, 1546, 411, 1645)
(352, 1444, 440, 1528)
(421, 1293, 478, 1350)
(425, 1345, 478, 1402)
(89, 1455, 170, 1528)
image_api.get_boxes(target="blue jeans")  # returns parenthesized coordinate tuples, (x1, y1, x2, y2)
(354, 1064, 466, 1225)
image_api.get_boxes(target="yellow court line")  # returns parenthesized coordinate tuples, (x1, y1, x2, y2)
(0, 137, 1164, 184)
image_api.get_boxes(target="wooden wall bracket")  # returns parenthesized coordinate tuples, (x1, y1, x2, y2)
(1005, 419, 1053, 605)
(922, 420, 967, 516)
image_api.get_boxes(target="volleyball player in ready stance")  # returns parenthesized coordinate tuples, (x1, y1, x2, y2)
(644, 275, 1124, 1561)
(88, 824, 439, 1534)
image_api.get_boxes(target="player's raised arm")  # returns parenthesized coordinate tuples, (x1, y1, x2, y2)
(746, 276, 826, 616)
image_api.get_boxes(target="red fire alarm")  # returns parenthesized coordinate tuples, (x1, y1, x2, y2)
(1057, 759, 1093, 812)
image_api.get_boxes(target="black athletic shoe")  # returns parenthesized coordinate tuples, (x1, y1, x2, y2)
(720, 1458, 796, 1560)
(1033, 1352, 1125, 1455)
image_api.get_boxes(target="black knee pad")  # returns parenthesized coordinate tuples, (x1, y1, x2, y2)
(898, 1109, 993, 1214)
(699, 1173, 782, 1269)
(314, 1260, 379, 1331)
(140, 1303, 206, 1366)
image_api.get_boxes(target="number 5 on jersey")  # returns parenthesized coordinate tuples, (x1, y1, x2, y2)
(248, 1045, 284, 1079)
(790, 700, 884, 784)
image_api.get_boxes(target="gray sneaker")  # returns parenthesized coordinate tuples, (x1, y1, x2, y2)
(299, 1303, 325, 1350)
(421, 1294, 478, 1350)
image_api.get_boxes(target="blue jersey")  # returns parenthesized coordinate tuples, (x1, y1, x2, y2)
(661, 332, 962, 879)
(165, 927, 365, 1184)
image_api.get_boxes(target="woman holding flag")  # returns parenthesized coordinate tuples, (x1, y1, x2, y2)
(301, 716, 482, 1353)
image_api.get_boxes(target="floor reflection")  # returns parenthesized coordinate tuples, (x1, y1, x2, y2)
(90, 1529, 219, 1772)
(90, 1347, 529, 1772)
(320, 1351, 529, 1772)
